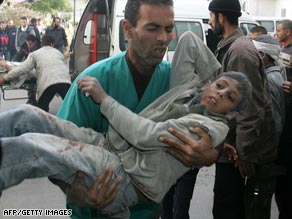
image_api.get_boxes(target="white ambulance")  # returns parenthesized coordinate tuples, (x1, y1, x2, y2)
(72, 0, 258, 75)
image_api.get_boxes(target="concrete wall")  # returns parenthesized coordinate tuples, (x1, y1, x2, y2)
(241, 0, 291, 18)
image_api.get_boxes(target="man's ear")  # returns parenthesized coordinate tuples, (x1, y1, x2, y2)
(286, 28, 292, 37)
(218, 13, 224, 24)
(122, 19, 133, 40)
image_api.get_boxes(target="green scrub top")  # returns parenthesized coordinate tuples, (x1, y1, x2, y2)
(57, 51, 170, 219)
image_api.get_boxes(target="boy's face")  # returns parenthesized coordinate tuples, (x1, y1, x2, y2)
(200, 77, 241, 114)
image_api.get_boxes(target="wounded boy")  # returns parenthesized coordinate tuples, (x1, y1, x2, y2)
(0, 70, 251, 218)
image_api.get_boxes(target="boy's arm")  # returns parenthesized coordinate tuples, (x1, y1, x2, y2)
(77, 76, 228, 150)
(101, 96, 228, 150)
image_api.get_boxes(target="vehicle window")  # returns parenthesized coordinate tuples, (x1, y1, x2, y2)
(84, 20, 92, 45)
(168, 21, 204, 51)
(246, 23, 258, 32)
(276, 20, 281, 29)
(259, 20, 274, 32)
(240, 23, 258, 35)
(119, 19, 127, 51)
(119, 20, 204, 53)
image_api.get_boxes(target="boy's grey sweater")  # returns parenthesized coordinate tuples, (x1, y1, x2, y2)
(100, 80, 229, 202)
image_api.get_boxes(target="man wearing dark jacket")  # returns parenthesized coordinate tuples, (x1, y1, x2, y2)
(275, 19, 292, 219)
(208, 0, 277, 219)
(6, 19, 17, 61)
(29, 18, 41, 42)
(45, 17, 68, 54)
(15, 16, 35, 52)
(0, 21, 9, 60)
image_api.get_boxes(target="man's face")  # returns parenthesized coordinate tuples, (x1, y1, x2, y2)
(26, 40, 36, 50)
(126, 4, 174, 67)
(276, 23, 289, 44)
(54, 18, 60, 27)
(208, 12, 224, 36)
(200, 76, 241, 114)
(20, 19, 27, 28)
(208, 11, 224, 36)
(0, 23, 5, 30)
(249, 32, 262, 39)
(7, 20, 13, 27)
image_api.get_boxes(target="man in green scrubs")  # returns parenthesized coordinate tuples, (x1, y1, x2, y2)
(58, 1, 173, 218)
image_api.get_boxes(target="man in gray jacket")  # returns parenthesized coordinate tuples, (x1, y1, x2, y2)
(208, 0, 278, 219)
(0, 34, 71, 112)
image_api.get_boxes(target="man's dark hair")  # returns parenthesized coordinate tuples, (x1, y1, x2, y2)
(279, 19, 292, 31)
(31, 18, 37, 26)
(125, 0, 173, 27)
(53, 17, 60, 23)
(20, 16, 27, 21)
(26, 34, 37, 42)
(41, 34, 55, 46)
(250, 25, 267, 34)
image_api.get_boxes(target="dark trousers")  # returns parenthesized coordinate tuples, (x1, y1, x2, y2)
(161, 168, 199, 219)
(275, 168, 292, 219)
(38, 83, 71, 112)
(213, 163, 276, 219)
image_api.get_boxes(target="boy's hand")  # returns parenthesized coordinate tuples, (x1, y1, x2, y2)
(283, 81, 292, 94)
(223, 143, 238, 161)
(77, 76, 108, 103)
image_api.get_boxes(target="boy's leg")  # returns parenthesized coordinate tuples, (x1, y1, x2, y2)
(0, 104, 103, 145)
(0, 133, 108, 189)
(170, 31, 221, 89)
(0, 133, 138, 217)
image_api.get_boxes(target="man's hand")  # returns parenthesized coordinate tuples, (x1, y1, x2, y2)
(0, 59, 6, 68)
(0, 77, 5, 86)
(77, 76, 108, 103)
(67, 168, 122, 209)
(283, 80, 292, 94)
(160, 127, 219, 166)
(235, 159, 255, 178)
(0, 59, 11, 72)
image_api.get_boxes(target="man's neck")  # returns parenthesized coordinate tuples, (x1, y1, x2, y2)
(284, 38, 292, 47)
(125, 52, 154, 100)
(222, 24, 237, 39)
(126, 51, 156, 76)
